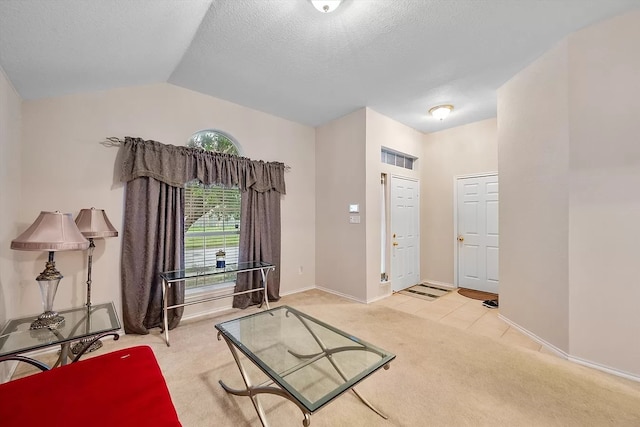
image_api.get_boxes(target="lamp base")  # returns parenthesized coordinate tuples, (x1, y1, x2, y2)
(70, 338, 103, 355)
(30, 311, 65, 330)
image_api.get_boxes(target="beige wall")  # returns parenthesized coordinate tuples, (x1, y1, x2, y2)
(0, 66, 22, 381)
(421, 118, 498, 287)
(498, 9, 640, 377)
(498, 40, 571, 351)
(14, 83, 316, 321)
(315, 108, 423, 302)
(315, 109, 367, 301)
(566, 10, 640, 375)
(365, 108, 422, 301)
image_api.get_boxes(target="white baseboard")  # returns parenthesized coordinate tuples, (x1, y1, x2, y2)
(367, 292, 391, 304)
(288, 284, 388, 304)
(567, 355, 640, 382)
(279, 285, 316, 297)
(315, 285, 367, 304)
(499, 314, 640, 382)
(285, 284, 387, 304)
(499, 314, 569, 359)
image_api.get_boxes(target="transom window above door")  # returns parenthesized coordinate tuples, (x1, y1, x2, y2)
(381, 147, 417, 170)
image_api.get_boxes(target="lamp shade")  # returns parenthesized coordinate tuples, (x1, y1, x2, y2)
(75, 208, 118, 238)
(11, 211, 89, 251)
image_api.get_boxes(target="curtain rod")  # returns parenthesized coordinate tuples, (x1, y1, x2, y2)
(100, 137, 291, 171)
(100, 137, 123, 147)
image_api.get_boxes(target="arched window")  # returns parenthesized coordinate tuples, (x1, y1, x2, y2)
(188, 129, 240, 154)
(184, 130, 241, 291)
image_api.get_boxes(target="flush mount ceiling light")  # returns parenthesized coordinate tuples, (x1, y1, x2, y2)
(429, 105, 454, 120)
(310, 0, 342, 13)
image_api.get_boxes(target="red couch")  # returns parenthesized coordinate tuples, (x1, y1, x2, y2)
(0, 345, 181, 426)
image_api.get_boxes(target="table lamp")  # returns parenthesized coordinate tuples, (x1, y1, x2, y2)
(71, 207, 118, 354)
(11, 211, 89, 329)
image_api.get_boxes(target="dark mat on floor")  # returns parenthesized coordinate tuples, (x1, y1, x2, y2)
(399, 283, 451, 301)
(458, 287, 498, 301)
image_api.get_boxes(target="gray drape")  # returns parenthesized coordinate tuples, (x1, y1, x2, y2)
(122, 177, 184, 334)
(120, 137, 285, 333)
(233, 189, 281, 308)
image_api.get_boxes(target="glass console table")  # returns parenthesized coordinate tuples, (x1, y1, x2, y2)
(215, 305, 396, 427)
(0, 302, 121, 371)
(159, 261, 275, 346)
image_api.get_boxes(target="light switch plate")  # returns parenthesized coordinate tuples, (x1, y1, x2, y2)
(349, 204, 359, 213)
(349, 215, 361, 224)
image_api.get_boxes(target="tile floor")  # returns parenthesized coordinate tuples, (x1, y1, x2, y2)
(374, 288, 555, 355)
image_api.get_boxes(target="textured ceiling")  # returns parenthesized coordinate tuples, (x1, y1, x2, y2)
(1, 0, 638, 133)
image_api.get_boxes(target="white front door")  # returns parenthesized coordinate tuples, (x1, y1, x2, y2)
(391, 176, 420, 292)
(456, 174, 499, 294)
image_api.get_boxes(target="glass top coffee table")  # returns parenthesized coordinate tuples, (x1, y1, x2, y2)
(215, 305, 395, 427)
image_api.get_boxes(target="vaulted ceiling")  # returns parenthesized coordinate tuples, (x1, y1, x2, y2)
(1, 0, 638, 133)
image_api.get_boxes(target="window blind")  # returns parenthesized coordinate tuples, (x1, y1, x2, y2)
(184, 181, 241, 289)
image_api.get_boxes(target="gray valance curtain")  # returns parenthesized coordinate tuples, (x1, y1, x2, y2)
(121, 137, 286, 193)
(120, 137, 286, 334)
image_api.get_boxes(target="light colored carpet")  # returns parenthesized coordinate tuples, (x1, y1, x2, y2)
(15, 290, 640, 426)
(399, 283, 450, 301)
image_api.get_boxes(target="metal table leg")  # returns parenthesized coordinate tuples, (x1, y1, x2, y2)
(53, 331, 120, 367)
(217, 332, 311, 427)
(286, 310, 389, 420)
(162, 278, 170, 347)
(258, 266, 273, 310)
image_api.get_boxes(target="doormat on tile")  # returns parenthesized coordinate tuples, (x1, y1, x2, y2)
(399, 283, 451, 301)
(457, 287, 498, 301)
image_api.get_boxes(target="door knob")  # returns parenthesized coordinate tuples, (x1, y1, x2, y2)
(393, 242, 398, 247)
(457, 235, 464, 242)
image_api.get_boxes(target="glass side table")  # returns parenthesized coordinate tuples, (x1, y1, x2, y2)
(160, 261, 275, 346)
(0, 302, 121, 371)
